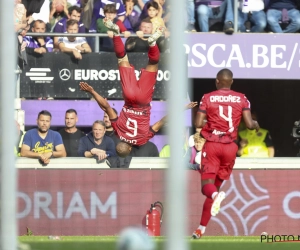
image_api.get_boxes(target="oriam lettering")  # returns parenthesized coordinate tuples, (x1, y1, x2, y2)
(17, 191, 117, 219)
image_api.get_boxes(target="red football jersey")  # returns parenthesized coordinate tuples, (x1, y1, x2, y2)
(111, 105, 155, 146)
(198, 89, 251, 143)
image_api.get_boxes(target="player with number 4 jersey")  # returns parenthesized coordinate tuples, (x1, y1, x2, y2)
(199, 89, 250, 143)
(191, 68, 260, 240)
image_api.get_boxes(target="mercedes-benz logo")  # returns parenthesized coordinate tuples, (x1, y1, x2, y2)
(59, 69, 71, 81)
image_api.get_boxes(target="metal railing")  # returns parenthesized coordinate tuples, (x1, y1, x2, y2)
(25, 32, 152, 53)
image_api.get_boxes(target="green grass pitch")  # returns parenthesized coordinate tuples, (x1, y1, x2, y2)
(19, 236, 300, 250)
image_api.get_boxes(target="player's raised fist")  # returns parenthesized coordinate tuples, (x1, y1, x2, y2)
(185, 102, 198, 110)
(79, 82, 94, 93)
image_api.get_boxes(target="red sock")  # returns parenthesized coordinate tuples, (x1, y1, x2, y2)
(200, 198, 213, 226)
(113, 36, 126, 58)
(148, 44, 160, 64)
(202, 183, 217, 198)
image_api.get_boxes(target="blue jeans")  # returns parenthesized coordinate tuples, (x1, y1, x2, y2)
(267, 9, 300, 33)
(238, 10, 267, 32)
(196, 0, 234, 32)
(186, 0, 195, 24)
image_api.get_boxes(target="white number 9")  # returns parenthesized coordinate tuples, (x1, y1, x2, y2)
(126, 118, 137, 137)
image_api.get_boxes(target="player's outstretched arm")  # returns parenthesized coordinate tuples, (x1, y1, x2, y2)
(243, 110, 260, 131)
(152, 102, 198, 132)
(185, 101, 198, 110)
(79, 82, 117, 120)
(151, 115, 167, 132)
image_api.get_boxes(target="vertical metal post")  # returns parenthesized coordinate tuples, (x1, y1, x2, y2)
(234, 0, 238, 32)
(95, 36, 100, 53)
(0, 1, 18, 250)
(166, 0, 189, 249)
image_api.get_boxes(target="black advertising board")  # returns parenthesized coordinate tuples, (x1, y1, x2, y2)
(20, 52, 170, 99)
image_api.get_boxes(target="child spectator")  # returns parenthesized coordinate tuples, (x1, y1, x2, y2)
(24, 20, 54, 54)
(123, 0, 141, 32)
(97, 4, 130, 51)
(97, 4, 130, 37)
(146, 1, 165, 32)
(138, 0, 170, 27)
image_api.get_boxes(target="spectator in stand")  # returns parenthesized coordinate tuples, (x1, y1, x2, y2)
(58, 19, 91, 60)
(14, 0, 29, 33)
(123, 0, 141, 32)
(146, 1, 166, 32)
(97, 4, 130, 51)
(138, 0, 170, 27)
(49, 0, 69, 31)
(20, 110, 67, 164)
(104, 108, 120, 145)
(189, 132, 206, 167)
(88, 0, 126, 33)
(15, 0, 43, 67)
(59, 109, 86, 157)
(237, 112, 275, 157)
(78, 120, 117, 161)
(125, 17, 168, 52)
(186, 0, 196, 32)
(53, 5, 85, 48)
(195, 0, 235, 34)
(266, 0, 300, 33)
(238, 0, 266, 32)
(24, 20, 54, 54)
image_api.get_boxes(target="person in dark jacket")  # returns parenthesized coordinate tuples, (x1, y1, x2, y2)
(78, 120, 116, 161)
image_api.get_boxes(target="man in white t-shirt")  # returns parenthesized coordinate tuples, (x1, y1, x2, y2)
(58, 19, 91, 60)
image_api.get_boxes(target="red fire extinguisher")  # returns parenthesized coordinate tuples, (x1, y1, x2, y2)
(145, 201, 163, 236)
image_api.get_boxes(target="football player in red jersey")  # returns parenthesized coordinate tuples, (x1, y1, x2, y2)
(80, 82, 197, 157)
(80, 19, 167, 157)
(191, 68, 260, 239)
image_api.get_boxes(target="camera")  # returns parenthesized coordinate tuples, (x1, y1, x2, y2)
(292, 120, 300, 138)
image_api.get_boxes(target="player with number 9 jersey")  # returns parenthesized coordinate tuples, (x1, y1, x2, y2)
(198, 89, 251, 143)
(110, 104, 155, 146)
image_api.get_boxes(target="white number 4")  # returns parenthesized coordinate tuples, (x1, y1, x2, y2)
(126, 118, 137, 137)
(219, 105, 234, 133)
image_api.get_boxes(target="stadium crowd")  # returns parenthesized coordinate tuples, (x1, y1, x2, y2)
(14, 0, 279, 162)
(15, 0, 300, 54)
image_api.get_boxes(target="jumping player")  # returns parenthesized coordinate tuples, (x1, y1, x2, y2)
(80, 82, 197, 157)
(80, 19, 196, 157)
(192, 68, 260, 239)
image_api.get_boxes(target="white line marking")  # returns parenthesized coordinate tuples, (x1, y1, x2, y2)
(29, 77, 54, 80)
(287, 43, 298, 71)
(30, 68, 51, 72)
(26, 73, 47, 76)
